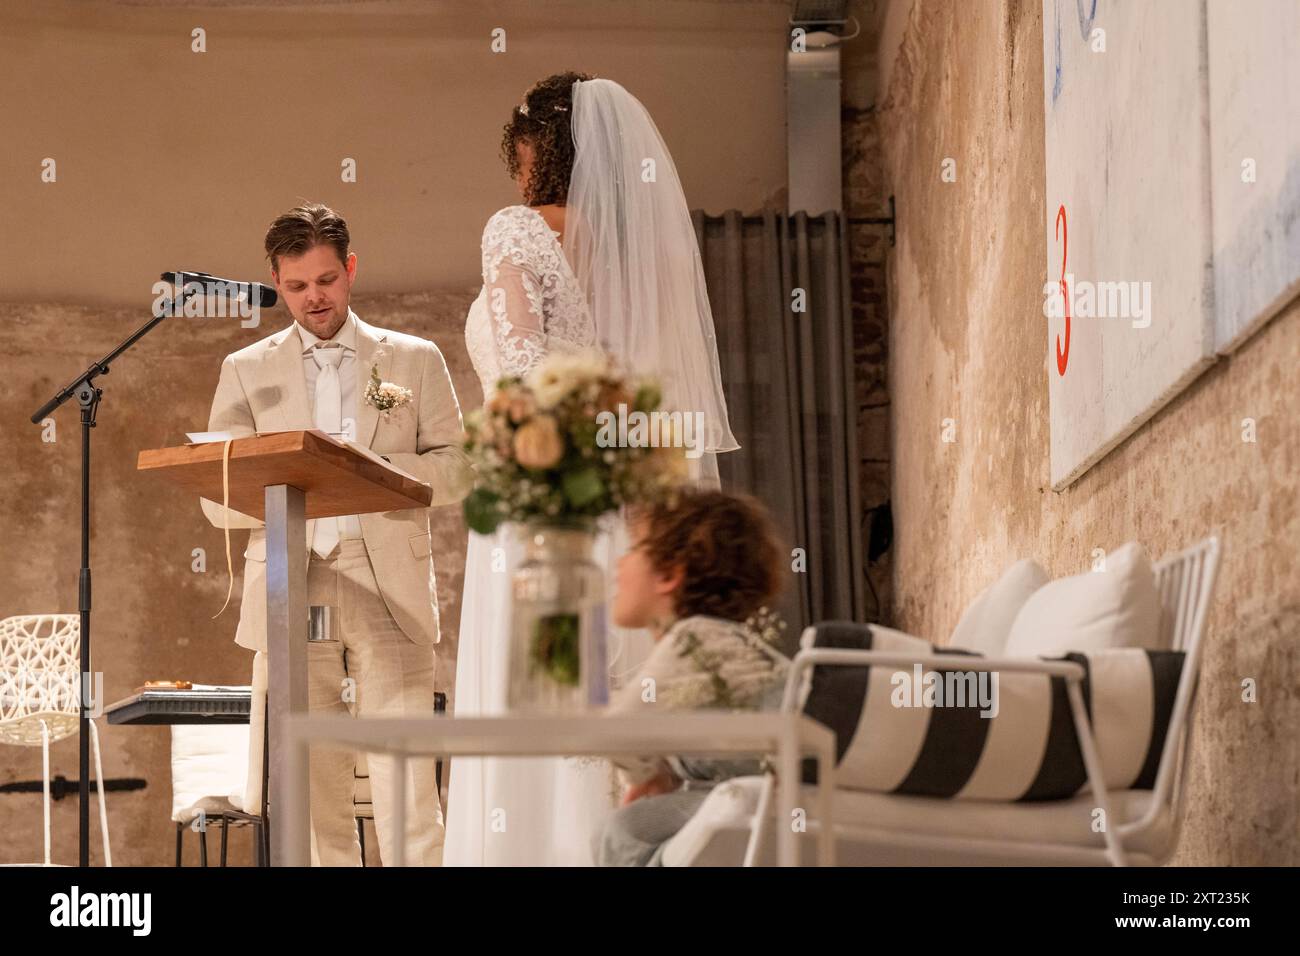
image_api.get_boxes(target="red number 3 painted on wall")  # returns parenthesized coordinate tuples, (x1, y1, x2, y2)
(1055, 203, 1071, 376)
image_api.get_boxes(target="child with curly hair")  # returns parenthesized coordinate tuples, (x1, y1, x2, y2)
(596, 490, 790, 866)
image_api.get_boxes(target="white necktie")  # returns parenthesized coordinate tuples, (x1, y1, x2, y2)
(311, 346, 344, 558)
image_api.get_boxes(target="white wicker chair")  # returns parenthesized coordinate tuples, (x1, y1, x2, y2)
(0, 614, 112, 866)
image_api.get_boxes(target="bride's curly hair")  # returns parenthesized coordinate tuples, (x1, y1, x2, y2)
(501, 71, 594, 206)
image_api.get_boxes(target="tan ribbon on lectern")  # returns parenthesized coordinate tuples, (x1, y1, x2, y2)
(212, 437, 235, 618)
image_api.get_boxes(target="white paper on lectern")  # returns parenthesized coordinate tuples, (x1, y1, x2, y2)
(186, 431, 234, 443)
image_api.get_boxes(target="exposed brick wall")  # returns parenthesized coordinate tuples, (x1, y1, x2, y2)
(843, 102, 893, 624)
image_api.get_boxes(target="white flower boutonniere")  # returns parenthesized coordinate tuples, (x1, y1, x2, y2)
(364, 363, 413, 419)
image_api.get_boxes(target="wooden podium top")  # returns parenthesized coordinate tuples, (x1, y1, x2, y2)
(137, 430, 433, 520)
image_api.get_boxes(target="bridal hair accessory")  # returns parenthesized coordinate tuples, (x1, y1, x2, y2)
(518, 99, 568, 120)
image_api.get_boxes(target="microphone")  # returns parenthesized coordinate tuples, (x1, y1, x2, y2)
(161, 270, 278, 308)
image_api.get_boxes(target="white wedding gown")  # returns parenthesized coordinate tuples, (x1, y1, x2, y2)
(443, 205, 653, 866)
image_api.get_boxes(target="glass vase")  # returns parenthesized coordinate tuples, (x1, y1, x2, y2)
(506, 521, 609, 713)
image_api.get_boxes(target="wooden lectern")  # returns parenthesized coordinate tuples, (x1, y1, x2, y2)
(137, 429, 432, 866)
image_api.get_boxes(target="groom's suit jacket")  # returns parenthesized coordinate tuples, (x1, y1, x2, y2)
(200, 310, 474, 652)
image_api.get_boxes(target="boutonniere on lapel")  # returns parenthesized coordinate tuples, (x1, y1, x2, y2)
(364, 361, 414, 419)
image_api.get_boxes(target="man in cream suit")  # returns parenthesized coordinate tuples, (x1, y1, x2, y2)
(201, 202, 473, 866)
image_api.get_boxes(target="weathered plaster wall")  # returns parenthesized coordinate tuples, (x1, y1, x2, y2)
(0, 0, 788, 304)
(874, 0, 1297, 864)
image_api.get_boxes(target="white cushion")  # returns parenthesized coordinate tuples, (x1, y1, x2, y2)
(1004, 542, 1160, 658)
(662, 776, 1171, 866)
(949, 559, 1049, 655)
(170, 724, 250, 823)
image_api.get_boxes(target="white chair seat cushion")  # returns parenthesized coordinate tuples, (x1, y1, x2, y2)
(1004, 541, 1160, 657)
(170, 724, 250, 823)
(661, 776, 1171, 866)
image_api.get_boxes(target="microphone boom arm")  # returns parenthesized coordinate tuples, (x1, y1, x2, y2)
(29, 289, 188, 424)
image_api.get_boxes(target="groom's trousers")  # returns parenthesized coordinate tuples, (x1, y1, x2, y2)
(244, 538, 445, 866)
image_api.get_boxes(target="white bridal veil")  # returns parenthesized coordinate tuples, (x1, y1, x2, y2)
(563, 77, 739, 471)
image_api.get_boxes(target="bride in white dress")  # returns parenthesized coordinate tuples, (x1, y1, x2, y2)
(443, 72, 738, 866)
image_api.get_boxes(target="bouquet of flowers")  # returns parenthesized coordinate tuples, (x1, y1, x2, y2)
(462, 349, 687, 534)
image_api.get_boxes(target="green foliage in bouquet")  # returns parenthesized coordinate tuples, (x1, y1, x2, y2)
(530, 613, 581, 686)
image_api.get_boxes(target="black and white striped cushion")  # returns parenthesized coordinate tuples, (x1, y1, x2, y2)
(799, 622, 1183, 801)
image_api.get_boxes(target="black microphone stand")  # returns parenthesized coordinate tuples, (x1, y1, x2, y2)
(29, 279, 202, 867)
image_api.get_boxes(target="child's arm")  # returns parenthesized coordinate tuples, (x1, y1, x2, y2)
(619, 767, 681, 806)
(606, 640, 681, 788)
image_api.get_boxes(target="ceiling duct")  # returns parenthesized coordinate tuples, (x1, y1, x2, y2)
(787, 1, 850, 214)
(790, 0, 851, 29)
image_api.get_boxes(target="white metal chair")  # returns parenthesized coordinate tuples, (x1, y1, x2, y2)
(680, 537, 1221, 867)
(0, 614, 112, 866)
(170, 722, 266, 866)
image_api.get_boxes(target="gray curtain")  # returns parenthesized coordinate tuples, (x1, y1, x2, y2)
(692, 210, 866, 641)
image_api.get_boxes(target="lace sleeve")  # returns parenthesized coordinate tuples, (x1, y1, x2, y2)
(480, 207, 550, 378)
